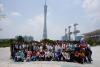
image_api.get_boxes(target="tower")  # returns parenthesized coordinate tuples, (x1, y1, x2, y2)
(43, 0, 47, 39)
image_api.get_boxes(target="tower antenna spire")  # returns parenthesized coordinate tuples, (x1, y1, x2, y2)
(45, 0, 47, 5)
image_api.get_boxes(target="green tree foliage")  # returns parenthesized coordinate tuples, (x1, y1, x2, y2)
(85, 37, 100, 46)
(85, 38, 94, 46)
(16, 36, 24, 42)
(0, 39, 15, 47)
(40, 39, 55, 44)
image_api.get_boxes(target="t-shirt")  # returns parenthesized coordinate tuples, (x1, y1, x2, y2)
(27, 51, 32, 57)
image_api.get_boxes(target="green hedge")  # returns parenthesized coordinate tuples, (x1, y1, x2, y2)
(0, 39, 14, 47)
(85, 38, 100, 46)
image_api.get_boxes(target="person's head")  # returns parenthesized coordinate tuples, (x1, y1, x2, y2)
(45, 49, 48, 51)
(76, 44, 80, 47)
(18, 50, 21, 53)
(62, 49, 65, 52)
(80, 38, 87, 44)
(25, 49, 28, 52)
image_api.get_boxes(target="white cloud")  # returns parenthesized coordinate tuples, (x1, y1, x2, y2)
(11, 12, 22, 16)
(82, 0, 100, 30)
(0, 3, 4, 12)
(17, 14, 63, 40)
(82, 0, 100, 22)
(0, 17, 13, 39)
(14, 14, 44, 40)
(27, 14, 44, 30)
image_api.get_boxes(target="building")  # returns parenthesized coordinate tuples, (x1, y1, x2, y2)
(75, 36, 83, 41)
(84, 29, 100, 41)
(62, 28, 68, 41)
(62, 35, 68, 41)
(23, 36, 34, 42)
(15, 35, 34, 42)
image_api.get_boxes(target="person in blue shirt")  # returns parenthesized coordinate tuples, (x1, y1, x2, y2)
(14, 50, 25, 62)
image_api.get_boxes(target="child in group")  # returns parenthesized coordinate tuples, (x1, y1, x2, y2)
(45, 49, 53, 61)
(55, 49, 62, 61)
(74, 51, 80, 63)
(79, 49, 85, 64)
(31, 50, 37, 61)
(26, 50, 32, 62)
(36, 50, 40, 61)
(74, 49, 85, 64)
(80, 39, 87, 49)
(62, 50, 70, 61)
(39, 50, 45, 61)
(14, 50, 25, 62)
(85, 47, 92, 63)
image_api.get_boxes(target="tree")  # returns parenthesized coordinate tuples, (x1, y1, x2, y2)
(16, 36, 24, 42)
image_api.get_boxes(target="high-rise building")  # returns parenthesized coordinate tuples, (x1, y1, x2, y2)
(43, 0, 47, 39)
(23, 36, 34, 42)
(62, 28, 68, 41)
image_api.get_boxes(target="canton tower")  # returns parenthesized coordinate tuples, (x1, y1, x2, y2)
(43, 0, 47, 39)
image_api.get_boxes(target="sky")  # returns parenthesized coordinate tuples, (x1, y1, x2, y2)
(0, 0, 100, 40)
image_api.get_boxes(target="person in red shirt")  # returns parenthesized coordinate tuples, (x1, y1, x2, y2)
(36, 50, 40, 61)
(39, 50, 45, 61)
(26, 50, 32, 62)
(31, 50, 37, 61)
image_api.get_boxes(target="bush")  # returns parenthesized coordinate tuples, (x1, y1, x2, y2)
(85, 37, 100, 46)
(0, 39, 15, 47)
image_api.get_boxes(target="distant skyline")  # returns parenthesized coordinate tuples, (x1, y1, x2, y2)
(0, 0, 100, 40)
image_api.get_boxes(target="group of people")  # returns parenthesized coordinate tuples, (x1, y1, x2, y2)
(10, 40, 92, 64)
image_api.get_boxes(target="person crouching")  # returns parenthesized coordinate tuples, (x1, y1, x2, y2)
(31, 50, 37, 61)
(74, 49, 85, 64)
(14, 50, 25, 62)
(45, 49, 52, 61)
(39, 50, 45, 61)
(26, 50, 32, 62)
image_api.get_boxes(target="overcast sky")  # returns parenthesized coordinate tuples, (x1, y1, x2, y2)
(0, 0, 100, 40)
